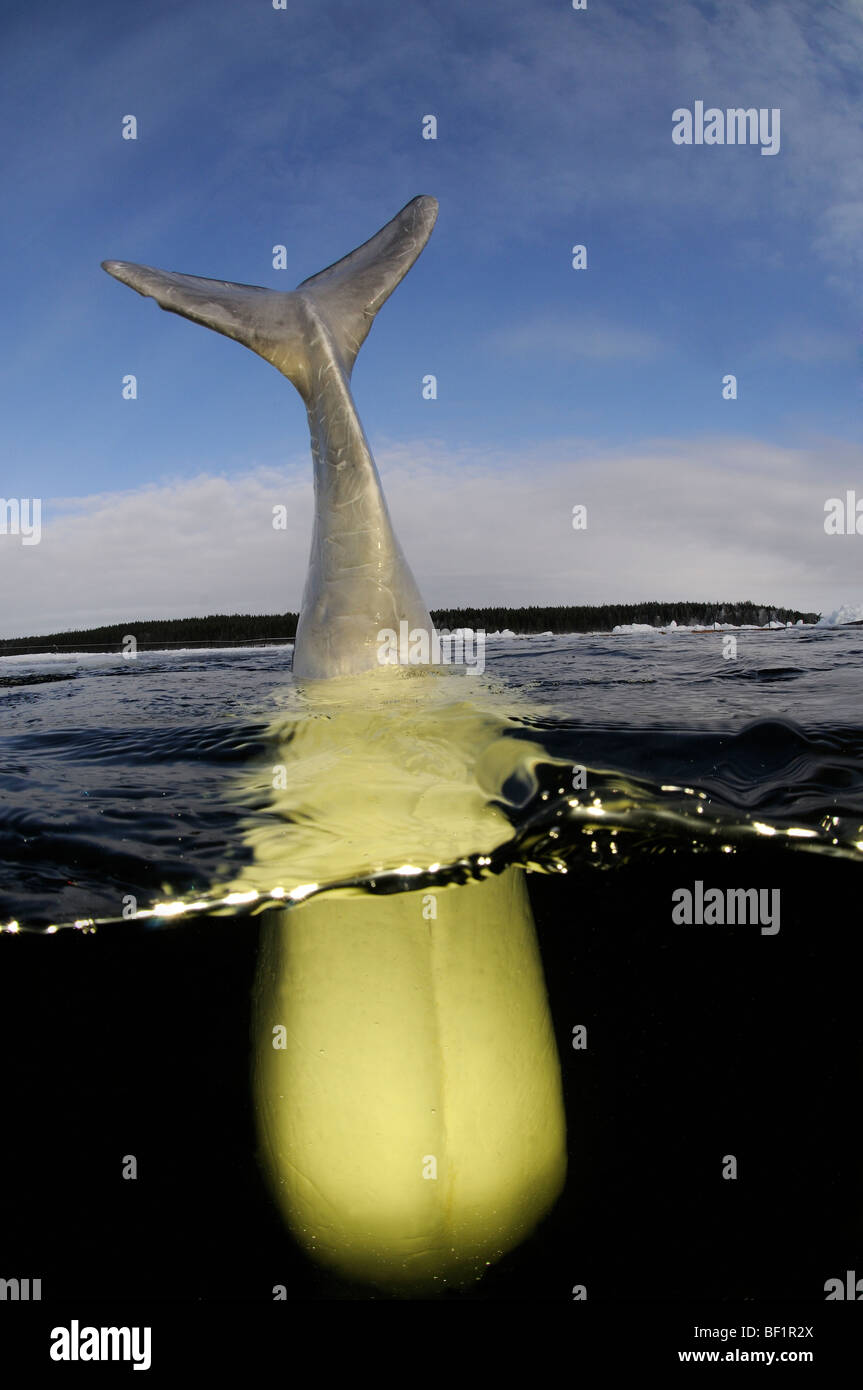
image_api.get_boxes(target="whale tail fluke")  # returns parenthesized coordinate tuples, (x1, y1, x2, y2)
(295, 193, 438, 372)
(101, 195, 438, 393)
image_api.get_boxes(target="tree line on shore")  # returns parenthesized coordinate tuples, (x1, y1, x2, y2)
(430, 601, 819, 633)
(0, 601, 820, 655)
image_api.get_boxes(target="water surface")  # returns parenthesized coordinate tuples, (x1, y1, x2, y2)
(1, 628, 861, 931)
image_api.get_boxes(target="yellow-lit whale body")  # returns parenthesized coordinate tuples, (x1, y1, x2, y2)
(244, 683, 567, 1291)
(255, 864, 565, 1291)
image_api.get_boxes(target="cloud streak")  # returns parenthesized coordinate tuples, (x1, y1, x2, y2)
(486, 313, 667, 363)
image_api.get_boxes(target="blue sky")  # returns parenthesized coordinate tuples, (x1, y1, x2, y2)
(1, 0, 863, 635)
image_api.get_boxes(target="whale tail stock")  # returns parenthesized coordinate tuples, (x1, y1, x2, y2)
(101, 195, 438, 398)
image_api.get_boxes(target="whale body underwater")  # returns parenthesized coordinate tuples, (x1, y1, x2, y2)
(103, 196, 567, 1292)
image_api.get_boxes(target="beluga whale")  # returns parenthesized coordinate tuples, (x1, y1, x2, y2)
(103, 197, 567, 1294)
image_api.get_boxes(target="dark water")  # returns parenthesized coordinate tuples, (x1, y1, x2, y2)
(1, 629, 861, 1303)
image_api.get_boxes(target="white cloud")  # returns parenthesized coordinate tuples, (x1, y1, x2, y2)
(2, 435, 860, 638)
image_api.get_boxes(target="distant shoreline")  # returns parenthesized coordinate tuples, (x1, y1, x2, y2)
(0, 602, 823, 657)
